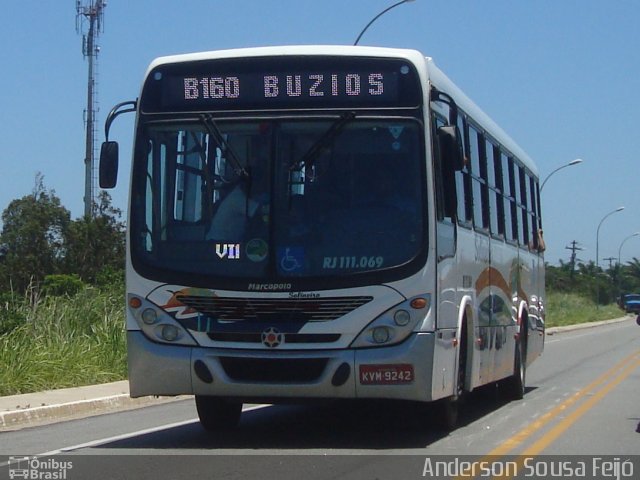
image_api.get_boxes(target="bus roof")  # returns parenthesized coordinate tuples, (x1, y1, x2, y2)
(145, 45, 537, 177)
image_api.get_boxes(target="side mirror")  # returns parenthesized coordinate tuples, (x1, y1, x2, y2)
(437, 125, 464, 171)
(99, 141, 119, 189)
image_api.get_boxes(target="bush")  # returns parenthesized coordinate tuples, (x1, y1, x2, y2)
(42, 274, 85, 297)
(0, 291, 27, 335)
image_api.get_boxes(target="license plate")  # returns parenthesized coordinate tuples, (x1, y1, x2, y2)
(359, 364, 414, 385)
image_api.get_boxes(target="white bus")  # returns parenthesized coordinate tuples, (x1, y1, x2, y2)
(100, 46, 545, 430)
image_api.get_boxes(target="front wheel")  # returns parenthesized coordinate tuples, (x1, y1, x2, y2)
(437, 325, 468, 430)
(195, 395, 242, 431)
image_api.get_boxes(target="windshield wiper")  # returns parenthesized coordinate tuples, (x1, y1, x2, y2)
(289, 111, 356, 172)
(200, 114, 249, 181)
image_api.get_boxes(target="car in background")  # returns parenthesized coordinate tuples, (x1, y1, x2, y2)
(620, 293, 640, 314)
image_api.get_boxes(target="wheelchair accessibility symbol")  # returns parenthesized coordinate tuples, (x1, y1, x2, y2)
(278, 247, 304, 273)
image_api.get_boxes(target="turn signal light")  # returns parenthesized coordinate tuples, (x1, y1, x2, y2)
(129, 297, 142, 309)
(410, 297, 428, 309)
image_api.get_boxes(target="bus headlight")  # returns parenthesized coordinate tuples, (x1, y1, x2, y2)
(141, 308, 158, 325)
(127, 294, 197, 346)
(351, 294, 430, 348)
(393, 309, 411, 326)
(372, 326, 392, 344)
(159, 324, 180, 342)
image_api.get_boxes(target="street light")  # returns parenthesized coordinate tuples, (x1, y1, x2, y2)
(618, 232, 640, 266)
(540, 158, 583, 191)
(596, 206, 624, 267)
(354, 0, 416, 46)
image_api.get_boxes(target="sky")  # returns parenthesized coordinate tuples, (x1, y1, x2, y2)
(1, 0, 639, 267)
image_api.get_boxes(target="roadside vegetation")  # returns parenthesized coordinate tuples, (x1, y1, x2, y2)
(0, 175, 638, 395)
(545, 291, 623, 328)
(0, 175, 126, 396)
(0, 278, 126, 396)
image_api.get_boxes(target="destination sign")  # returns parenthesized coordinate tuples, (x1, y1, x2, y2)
(140, 56, 421, 112)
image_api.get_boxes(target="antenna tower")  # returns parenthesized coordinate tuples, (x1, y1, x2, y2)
(76, 0, 106, 218)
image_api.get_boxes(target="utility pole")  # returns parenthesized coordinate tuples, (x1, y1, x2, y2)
(565, 240, 583, 278)
(76, 1, 106, 218)
(603, 257, 616, 270)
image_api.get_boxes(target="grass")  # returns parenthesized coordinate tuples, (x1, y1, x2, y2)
(0, 284, 126, 397)
(545, 291, 625, 328)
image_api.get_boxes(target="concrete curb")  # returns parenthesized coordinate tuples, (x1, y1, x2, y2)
(0, 381, 189, 431)
(546, 315, 632, 335)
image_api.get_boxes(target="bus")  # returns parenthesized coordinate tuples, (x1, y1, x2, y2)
(100, 45, 545, 431)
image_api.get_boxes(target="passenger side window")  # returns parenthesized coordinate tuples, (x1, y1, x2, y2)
(486, 140, 501, 236)
(519, 167, 530, 247)
(508, 158, 520, 244)
(455, 116, 473, 226)
(500, 153, 513, 241)
(468, 125, 488, 230)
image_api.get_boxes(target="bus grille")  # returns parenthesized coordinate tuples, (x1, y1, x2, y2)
(175, 295, 373, 322)
(219, 357, 328, 383)
(207, 332, 341, 344)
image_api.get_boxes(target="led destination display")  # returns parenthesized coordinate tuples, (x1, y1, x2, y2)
(140, 56, 422, 112)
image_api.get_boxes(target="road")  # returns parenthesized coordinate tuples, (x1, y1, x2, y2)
(2, 318, 639, 479)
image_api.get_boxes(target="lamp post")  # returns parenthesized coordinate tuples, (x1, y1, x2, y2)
(596, 206, 624, 267)
(617, 232, 640, 299)
(618, 232, 640, 266)
(540, 158, 583, 191)
(354, 0, 416, 46)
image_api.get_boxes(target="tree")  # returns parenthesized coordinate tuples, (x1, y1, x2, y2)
(0, 174, 70, 292)
(63, 190, 125, 284)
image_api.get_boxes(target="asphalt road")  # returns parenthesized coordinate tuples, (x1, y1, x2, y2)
(2, 318, 639, 479)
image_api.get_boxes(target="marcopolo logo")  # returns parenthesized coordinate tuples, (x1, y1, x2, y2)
(8, 456, 72, 480)
(247, 283, 292, 291)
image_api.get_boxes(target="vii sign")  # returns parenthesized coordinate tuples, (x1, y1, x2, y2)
(216, 243, 241, 259)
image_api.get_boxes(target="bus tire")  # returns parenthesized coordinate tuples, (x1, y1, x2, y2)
(437, 396, 459, 431)
(437, 320, 468, 430)
(502, 335, 526, 400)
(195, 395, 242, 431)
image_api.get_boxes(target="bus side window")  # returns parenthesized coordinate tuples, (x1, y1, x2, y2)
(508, 157, 519, 243)
(500, 152, 514, 241)
(468, 124, 487, 231)
(487, 140, 501, 237)
(455, 116, 473, 227)
(519, 166, 530, 247)
(432, 114, 457, 223)
(491, 145, 506, 238)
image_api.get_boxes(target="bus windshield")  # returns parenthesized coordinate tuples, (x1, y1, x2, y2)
(130, 116, 425, 284)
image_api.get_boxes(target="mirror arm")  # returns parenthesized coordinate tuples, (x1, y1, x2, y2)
(430, 86, 458, 126)
(104, 100, 137, 141)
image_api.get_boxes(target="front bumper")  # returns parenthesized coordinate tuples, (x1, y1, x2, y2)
(127, 330, 436, 403)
